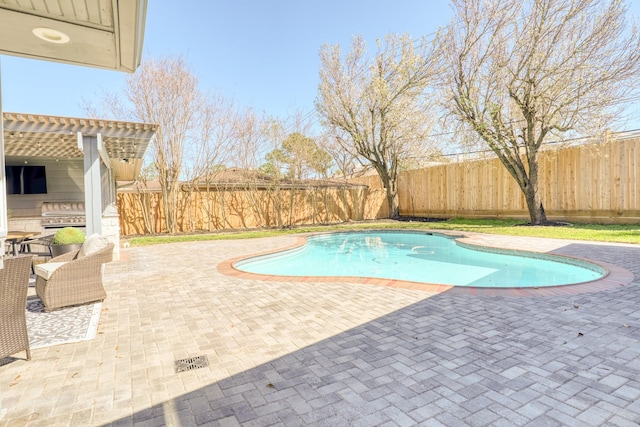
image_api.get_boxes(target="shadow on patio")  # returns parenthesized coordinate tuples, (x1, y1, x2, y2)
(105, 241, 640, 426)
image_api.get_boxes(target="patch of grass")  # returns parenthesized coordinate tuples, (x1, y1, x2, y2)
(125, 218, 640, 247)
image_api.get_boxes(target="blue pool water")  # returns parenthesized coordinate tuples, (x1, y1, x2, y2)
(235, 231, 605, 288)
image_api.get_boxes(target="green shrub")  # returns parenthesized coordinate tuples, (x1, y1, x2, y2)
(52, 227, 86, 245)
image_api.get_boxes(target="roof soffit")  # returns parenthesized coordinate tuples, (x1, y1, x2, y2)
(0, 0, 147, 72)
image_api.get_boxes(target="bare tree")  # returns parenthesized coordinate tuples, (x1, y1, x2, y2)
(183, 93, 236, 182)
(317, 133, 357, 180)
(317, 33, 442, 218)
(88, 55, 218, 233)
(124, 56, 213, 233)
(444, 0, 640, 224)
(230, 107, 268, 171)
(227, 108, 273, 227)
(180, 94, 238, 231)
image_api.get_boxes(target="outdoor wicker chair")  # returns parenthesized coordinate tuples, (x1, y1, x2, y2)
(35, 241, 114, 312)
(0, 255, 33, 361)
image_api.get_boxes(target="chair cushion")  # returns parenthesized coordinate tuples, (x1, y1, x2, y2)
(79, 234, 109, 258)
(35, 262, 67, 280)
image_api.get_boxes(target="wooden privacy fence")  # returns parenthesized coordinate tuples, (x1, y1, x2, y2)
(117, 183, 382, 236)
(117, 136, 640, 235)
(396, 136, 640, 224)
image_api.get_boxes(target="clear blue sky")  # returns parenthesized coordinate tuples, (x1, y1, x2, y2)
(1, 1, 639, 131)
(0, 1, 452, 120)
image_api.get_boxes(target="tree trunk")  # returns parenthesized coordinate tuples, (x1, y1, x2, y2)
(524, 151, 547, 225)
(524, 188, 547, 225)
(161, 183, 174, 234)
(522, 167, 547, 225)
(388, 192, 400, 219)
(382, 176, 400, 219)
(167, 184, 180, 234)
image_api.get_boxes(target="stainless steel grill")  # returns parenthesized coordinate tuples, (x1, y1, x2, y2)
(41, 202, 86, 229)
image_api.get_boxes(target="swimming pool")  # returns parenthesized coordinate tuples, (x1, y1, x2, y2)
(234, 231, 606, 288)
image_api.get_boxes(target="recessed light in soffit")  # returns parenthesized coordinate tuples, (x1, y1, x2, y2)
(32, 28, 70, 44)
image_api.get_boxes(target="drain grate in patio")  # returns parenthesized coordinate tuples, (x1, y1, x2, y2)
(175, 355, 209, 373)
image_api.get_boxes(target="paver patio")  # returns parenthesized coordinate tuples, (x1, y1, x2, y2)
(0, 230, 639, 426)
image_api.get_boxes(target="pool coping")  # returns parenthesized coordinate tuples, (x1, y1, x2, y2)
(217, 230, 635, 297)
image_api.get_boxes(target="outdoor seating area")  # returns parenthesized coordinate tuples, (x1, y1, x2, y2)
(35, 237, 113, 312)
(0, 234, 113, 359)
(0, 234, 639, 425)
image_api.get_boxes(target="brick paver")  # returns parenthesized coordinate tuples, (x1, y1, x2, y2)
(0, 230, 639, 426)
